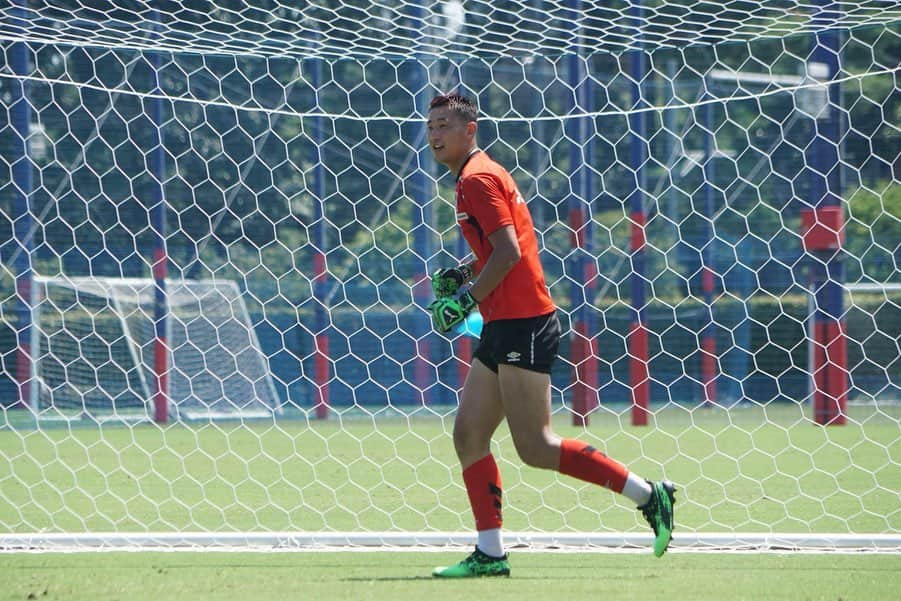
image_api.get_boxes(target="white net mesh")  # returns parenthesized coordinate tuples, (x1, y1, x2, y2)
(6, 1, 900, 59)
(0, 1, 898, 550)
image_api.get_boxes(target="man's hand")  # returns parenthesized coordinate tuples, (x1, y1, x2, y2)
(428, 286, 478, 333)
(430, 263, 475, 298)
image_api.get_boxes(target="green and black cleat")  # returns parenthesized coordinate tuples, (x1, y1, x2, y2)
(432, 546, 511, 578)
(639, 480, 677, 557)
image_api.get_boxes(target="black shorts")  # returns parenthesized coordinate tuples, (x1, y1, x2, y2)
(473, 311, 561, 375)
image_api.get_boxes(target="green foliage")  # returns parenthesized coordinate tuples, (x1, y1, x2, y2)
(845, 181, 901, 281)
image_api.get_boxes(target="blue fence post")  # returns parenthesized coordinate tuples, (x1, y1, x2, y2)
(628, 1, 649, 426)
(411, 7, 435, 406)
(701, 92, 718, 406)
(10, 3, 34, 411)
(311, 56, 330, 419)
(804, 0, 847, 425)
(565, 0, 599, 425)
(149, 15, 169, 423)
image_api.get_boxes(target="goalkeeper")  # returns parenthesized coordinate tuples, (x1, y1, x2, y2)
(426, 93, 676, 578)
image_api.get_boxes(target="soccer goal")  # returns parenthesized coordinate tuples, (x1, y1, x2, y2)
(29, 276, 281, 422)
(1, 1, 899, 552)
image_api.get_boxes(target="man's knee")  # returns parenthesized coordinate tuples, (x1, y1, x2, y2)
(515, 444, 546, 468)
(453, 420, 490, 460)
(512, 432, 558, 469)
(452, 424, 472, 454)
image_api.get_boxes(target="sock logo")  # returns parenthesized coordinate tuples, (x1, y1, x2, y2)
(489, 482, 503, 522)
(582, 444, 608, 458)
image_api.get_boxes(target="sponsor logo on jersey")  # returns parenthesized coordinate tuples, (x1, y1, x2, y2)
(506, 351, 521, 362)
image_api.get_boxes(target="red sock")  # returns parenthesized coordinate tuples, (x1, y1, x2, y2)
(558, 438, 629, 493)
(462, 454, 503, 531)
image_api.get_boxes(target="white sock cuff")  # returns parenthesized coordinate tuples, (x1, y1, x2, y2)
(622, 472, 653, 506)
(476, 527, 504, 558)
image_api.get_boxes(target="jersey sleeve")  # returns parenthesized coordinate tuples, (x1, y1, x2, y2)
(460, 174, 513, 237)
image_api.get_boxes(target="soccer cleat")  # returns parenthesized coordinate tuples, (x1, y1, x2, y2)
(639, 480, 677, 557)
(432, 546, 511, 578)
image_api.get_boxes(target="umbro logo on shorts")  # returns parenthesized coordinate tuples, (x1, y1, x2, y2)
(506, 351, 521, 362)
(456, 211, 468, 221)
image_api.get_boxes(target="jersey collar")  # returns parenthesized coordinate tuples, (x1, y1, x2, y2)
(455, 148, 482, 181)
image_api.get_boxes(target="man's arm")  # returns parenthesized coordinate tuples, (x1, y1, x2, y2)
(468, 225, 520, 302)
(428, 228, 518, 333)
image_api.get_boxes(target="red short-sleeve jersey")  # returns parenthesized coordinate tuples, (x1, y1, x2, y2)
(455, 150, 556, 322)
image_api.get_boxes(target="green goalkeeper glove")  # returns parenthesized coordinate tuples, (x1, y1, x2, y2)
(428, 286, 478, 333)
(430, 263, 475, 298)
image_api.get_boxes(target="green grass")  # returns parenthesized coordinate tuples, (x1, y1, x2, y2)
(2, 551, 900, 601)
(1, 403, 898, 536)
(1, 404, 899, 600)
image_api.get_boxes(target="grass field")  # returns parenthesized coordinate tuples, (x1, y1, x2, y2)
(1, 404, 898, 535)
(2, 550, 900, 601)
(1, 403, 899, 599)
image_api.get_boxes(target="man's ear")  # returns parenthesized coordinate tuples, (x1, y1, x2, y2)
(467, 121, 478, 138)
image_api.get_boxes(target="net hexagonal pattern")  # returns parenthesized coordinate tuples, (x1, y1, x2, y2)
(0, 1, 898, 550)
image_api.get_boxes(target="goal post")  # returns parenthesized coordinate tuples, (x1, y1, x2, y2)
(0, 1, 899, 552)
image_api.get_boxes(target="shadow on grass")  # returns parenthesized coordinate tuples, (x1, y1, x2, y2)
(342, 576, 436, 582)
(341, 573, 630, 582)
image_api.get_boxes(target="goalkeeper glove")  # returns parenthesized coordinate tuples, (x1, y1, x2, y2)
(428, 286, 478, 333)
(430, 263, 475, 298)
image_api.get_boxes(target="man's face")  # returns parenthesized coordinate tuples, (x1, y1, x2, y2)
(427, 105, 475, 169)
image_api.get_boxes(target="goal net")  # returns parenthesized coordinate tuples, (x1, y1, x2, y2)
(30, 277, 280, 422)
(0, 1, 898, 551)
